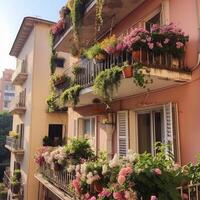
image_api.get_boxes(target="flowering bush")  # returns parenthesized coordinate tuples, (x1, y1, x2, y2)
(100, 35, 125, 54)
(51, 19, 65, 35)
(71, 144, 187, 200)
(123, 27, 150, 51)
(34, 147, 51, 167)
(150, 23, 189, 58)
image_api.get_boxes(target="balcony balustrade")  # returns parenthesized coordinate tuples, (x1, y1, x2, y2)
(9, 90, 26, 115)
(54, 0, 146, 52)
(5, 136, 24, 155)
(39, 165, 75, 197)
(3, 167, 10, 188)
(12, 60, 28, 85)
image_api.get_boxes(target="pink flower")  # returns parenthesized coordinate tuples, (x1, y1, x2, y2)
(182, 193, 189, 199)
(148, 42, 154, 49)
(84, 193, 90, 199)
(118, 175, 126, 185)
(72, 179, 80, 193)
(150, 195, 157, 200)
(89, 196, 96, 200)
(124, 191, 130, 199)
(164, 38, 170, 44)
(153, 168, 162, 175)
(176, 42, 184, 48)
(98, 188, 111, 198)
(113, 192, 123, 200)
(156, 42, 163, 48)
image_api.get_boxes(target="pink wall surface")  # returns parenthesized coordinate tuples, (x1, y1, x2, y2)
(68, 0, 200, 165)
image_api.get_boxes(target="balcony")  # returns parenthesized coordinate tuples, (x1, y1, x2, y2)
(35, 166, 75, 200)
(73, 49, 191, 107)
(9, 90, 26, 115)
(12, 60, 28, 85)
(54, 0, 146, 52)
(3, 167, 10, 188)
(5, 136, 24, 155)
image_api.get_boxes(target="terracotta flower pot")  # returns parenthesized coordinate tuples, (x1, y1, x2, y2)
(122, 66, 133, 78)
(132, 51, 141, 61)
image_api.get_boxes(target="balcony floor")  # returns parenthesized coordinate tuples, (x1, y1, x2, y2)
(9, 107, 26, 115)
(76, 68, 191, 107)
(5, 145, 24, 155)
(35, 173, 72, 200)
(12, 73, 28, 85)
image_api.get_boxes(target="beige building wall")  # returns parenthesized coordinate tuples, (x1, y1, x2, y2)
(10, 22, 68, 200)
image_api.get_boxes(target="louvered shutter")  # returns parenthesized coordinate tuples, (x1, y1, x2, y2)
(163, 103, 174, 156)
(117, 111, 129, 156)
(74, 119, 77, 138)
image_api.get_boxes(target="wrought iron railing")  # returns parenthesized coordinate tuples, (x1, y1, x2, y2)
(6, 136, 24, 150)
(75, 48, 188, 88)
(40, 165, 75, 197)
(12, 59, 27, 82)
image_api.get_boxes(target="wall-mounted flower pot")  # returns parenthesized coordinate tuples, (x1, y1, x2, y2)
(132, 51, 141, 61)
(122, 66, 133, 78)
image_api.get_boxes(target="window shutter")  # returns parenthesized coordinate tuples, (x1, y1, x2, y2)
(117, 111, 129, 156)
(163, 103, 174, 156)
(73, 119, 77, 138)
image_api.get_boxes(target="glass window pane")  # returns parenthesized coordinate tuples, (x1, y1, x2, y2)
(84, 119, 91, 136)
(138, 113, 151, 154)
(154, 111, 163, 142)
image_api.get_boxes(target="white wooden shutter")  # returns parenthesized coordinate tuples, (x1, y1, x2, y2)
(117, 111, 129, 156)
(163, 102, 174, 156)
(73, 119, 77, 138)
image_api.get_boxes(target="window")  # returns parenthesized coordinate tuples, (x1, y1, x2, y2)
(145, 12, 161, 32)
(48, 124, 63, 146)
(55, 58, 65, 68)
(137, 109, 164, 155)
(135, 103, 180, 160)
(4, 101, 9, 108)
(77, 117, 96, 151)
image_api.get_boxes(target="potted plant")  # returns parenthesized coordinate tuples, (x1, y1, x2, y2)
(123, 27, 149, 61)
(84, 43, 107, 63)
(9, 131, 19, 139)
(72, 64, 85, 76)
(42, 136, 52, 146)
(122, 61, 133, 78)
(11, 177, 20, 194)
(13, 169, 21, 181)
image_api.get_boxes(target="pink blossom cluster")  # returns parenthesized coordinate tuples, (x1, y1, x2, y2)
(118, 166, 133, 185)
(34, 147, 49, 167)
(123, 27, 149, 49)
(51, 19, 65, 35)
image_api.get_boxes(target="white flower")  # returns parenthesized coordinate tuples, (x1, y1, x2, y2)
(87, 172, 93, 179)
(126, 150, 138, 163)
(67, 165, 75, 173)
(76, 165, 80, 172)
(102, 164, 108, 174)
(109, 154, 120, 168)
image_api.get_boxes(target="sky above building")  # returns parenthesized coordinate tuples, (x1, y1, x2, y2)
(0, 0, 66, 76)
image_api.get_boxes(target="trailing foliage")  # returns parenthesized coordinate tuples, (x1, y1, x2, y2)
(96, 0, 104, 31)
(60, 84, 82, 106)
(93, 66, 122, 102)
(46, 91, 60, 112)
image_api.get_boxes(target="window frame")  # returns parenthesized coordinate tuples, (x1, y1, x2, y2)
(135, 105, 165, 155)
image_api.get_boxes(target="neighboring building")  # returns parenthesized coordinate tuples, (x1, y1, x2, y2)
(0, 69, 15, 111)
(4, 17, 70, 200)
(33, 0, 200, 199)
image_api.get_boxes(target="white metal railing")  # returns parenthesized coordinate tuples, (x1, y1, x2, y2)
(3, 167, 10, 188)
(40, 165, 75, 197)
(178, 183, 200, 200)
(9, 90, 26, 110)
(12, 60, 27, 82)
(6, 136, 23, 150)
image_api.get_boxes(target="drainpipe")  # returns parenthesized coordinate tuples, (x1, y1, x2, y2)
(191, 0, 200, 71)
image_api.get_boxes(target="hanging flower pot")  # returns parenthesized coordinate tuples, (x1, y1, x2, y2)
(132, 50, 141, 61)
(122, 65, 133, 78)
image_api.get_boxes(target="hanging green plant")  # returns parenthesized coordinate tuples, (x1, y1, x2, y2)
(133, 62, 153, 88)
(93, 66, 122, 102)
(96, 0, 104, 31)
(46, 91, 60, 112)
(60, 84, 82, 106)
(70, 0, 87, 42)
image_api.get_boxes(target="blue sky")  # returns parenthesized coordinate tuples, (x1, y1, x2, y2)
(0, 0, 66, 75)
